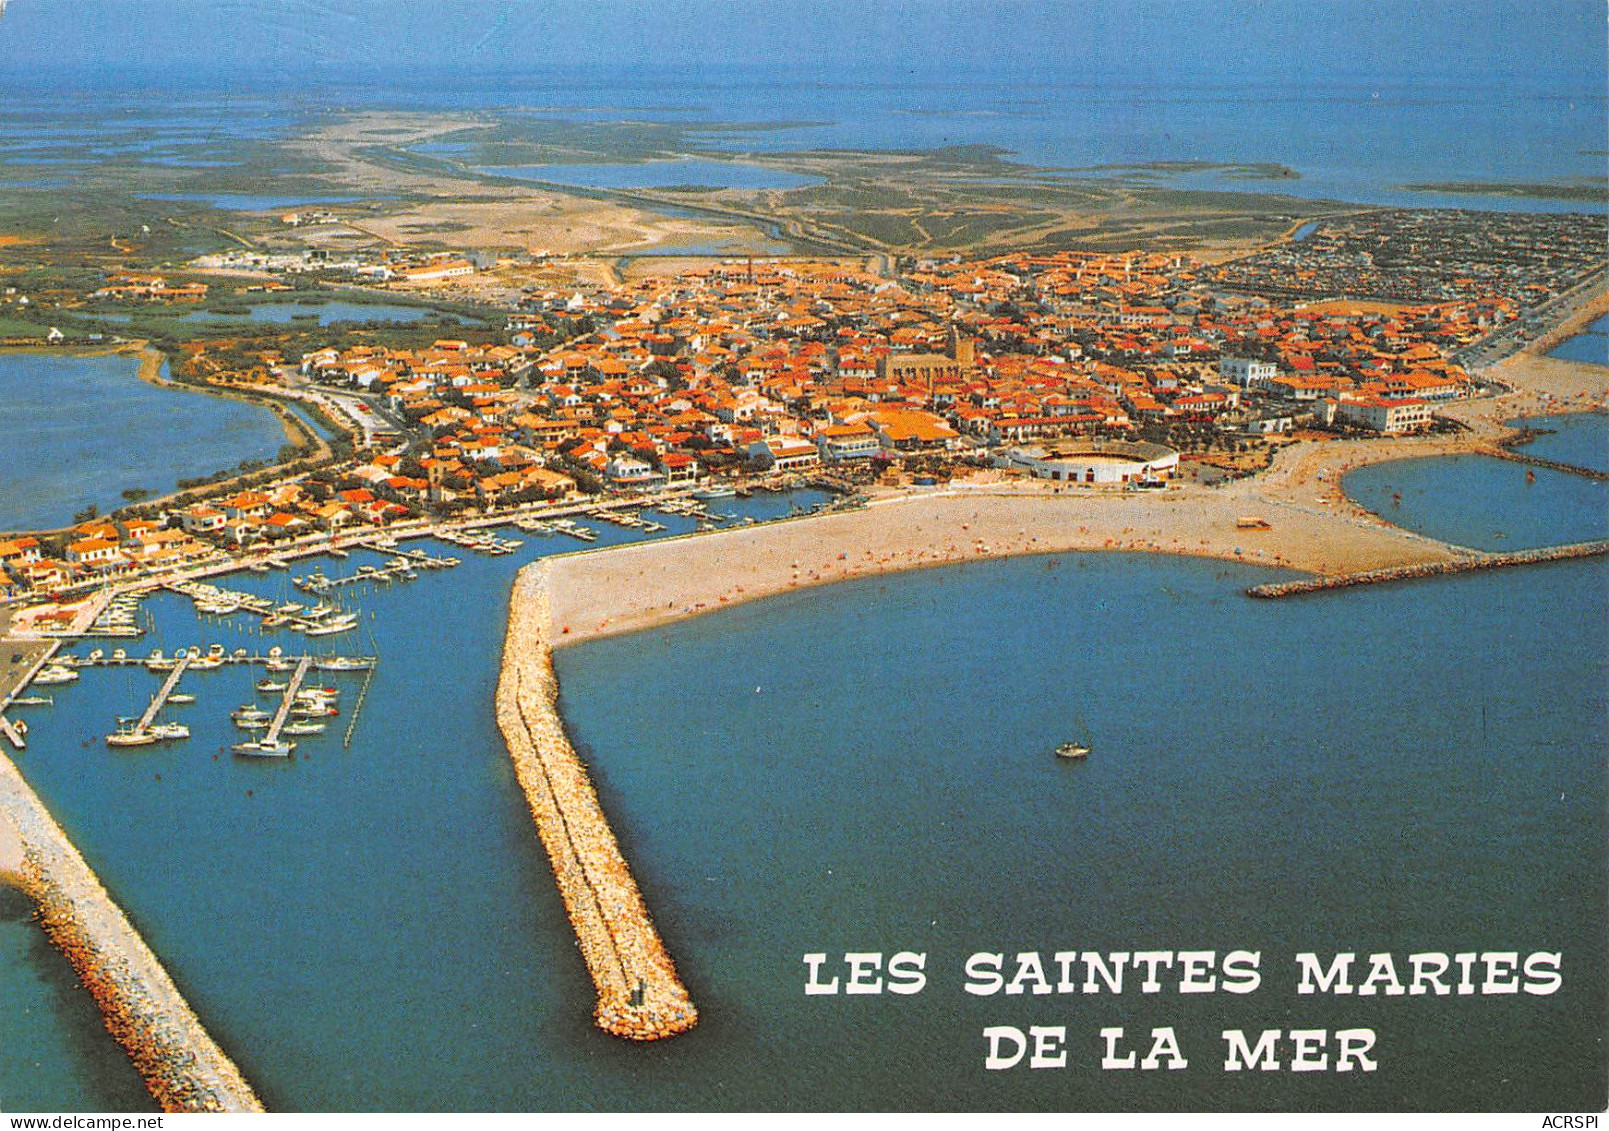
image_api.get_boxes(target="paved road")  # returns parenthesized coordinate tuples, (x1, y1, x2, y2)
(0, 636, 54, 707)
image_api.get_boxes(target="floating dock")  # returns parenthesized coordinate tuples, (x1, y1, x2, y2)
(128, 653, 192, 739)
(165, 580, 349, 635)
(62, 649, 367, 670)
(343, 662, 376, 749)
(496, 561, 697, 1041)
(347, 539, 458, 567)
(262, 656, 314, 747)
(1247, 539, 1609, 597)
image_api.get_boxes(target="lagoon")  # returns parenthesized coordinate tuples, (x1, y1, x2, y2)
(0, 352, 288, 533)
(1343, 414, 1609, 551)
(88, 301, 468, 328)
(479, 160, 820, 191)
(1505, 411, 1609, 474)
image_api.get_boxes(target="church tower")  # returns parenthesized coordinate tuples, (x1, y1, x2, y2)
(946, 323, 975, 367)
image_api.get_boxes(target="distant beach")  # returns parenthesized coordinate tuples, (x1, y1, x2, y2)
(527, 348, 1603, 648)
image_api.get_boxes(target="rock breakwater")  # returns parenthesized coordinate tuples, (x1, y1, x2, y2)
(496, 561, 697, 1041)
(1247, 540, 1609, 597)
(0, 755, 263, 1112)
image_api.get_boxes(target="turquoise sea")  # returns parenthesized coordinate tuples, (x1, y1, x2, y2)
(1343, 454, 1608, 552)
(1548, 315, 1609, 366)
(1505, 411, 1609, 474)
(0, 428, 1603, 1111)
(0, 888, 150, 1111)
(0, 353, 288, 534)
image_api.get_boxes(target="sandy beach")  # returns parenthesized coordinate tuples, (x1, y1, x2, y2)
(540, 483, 1453, 645)
(534, 347, 1607, 647)
(488, 337, 1608, 1056)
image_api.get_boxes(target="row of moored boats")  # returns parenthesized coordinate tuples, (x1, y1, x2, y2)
(437, 529, 524, 554)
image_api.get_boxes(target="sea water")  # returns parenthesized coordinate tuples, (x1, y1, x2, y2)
(1548, 315, 1609, 366)
(554, 553, 1606, 1111)
(1343, 414, 1609, 551)
(1505, 411, 1609, 474)
(1, 472, 1603, 1110)
(0, 888, 153, 1112)
(0, 492, 821, 1111)
(3, 67, 1604, 214)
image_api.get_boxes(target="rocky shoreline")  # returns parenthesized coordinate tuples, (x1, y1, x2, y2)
(1246, 540, 1609, 598)
(0, 757, 262, 1112)
(496, 561, 697, 1041)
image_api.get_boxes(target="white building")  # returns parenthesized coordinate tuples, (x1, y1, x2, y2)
(397, 259, 474, 284)
(605, 453, 657, 484)
(1219, 357, 1279, 388)
(996, 440, 1179, 485)
(1336, 396, 1433, 434)
(747, 436, 821, 471)
(815, 423, 881, 461)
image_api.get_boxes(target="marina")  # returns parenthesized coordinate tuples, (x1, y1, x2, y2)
(106, 653, 193, 747)
(0, 455, 1602, 1108)
(293, 544, 460, 594)
(22, 644, 377, 758)
(0, 745, 263, 1111)
(0, 487, 829, 1107)
(238, 656, 314, 758)
(166, 580, 361, 636)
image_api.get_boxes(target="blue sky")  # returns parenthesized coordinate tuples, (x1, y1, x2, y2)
(1, 0, 1604, 92)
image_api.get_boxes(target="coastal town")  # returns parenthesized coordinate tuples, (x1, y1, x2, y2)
(1, 206, 1603, 609)
(2, 158, 1608, 1116)
(0, 0, 1605, 1112)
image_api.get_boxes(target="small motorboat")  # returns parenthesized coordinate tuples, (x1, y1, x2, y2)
(107, 720, 157, 748)
(232, 739, 294, 758)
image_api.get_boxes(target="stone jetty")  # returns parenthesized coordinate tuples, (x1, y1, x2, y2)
(1247, 540, 1609, 598)
(0, 756, 263, 1112)
(1485, 445, 1609, 481)
(496, 561, 698, 1041)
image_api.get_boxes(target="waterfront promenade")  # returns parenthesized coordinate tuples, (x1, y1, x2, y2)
(496, 561, 697, 1041)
